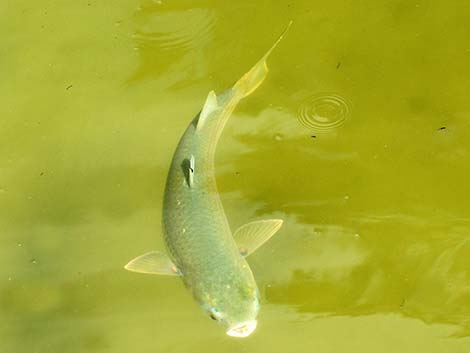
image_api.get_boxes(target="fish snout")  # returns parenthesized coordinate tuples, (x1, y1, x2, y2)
(226, 320, 257, 337)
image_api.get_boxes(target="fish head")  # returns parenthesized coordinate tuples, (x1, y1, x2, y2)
(226, 319, 258, 337)
(197, 269, 260, 337)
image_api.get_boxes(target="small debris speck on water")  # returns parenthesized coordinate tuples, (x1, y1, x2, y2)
(400, 298, 406, 308)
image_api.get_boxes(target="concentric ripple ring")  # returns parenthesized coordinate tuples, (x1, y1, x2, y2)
(133, 9, 216, 52)
(297, 93, 351, 132)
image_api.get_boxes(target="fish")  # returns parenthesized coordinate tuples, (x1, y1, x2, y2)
(125, 22, 291, 338)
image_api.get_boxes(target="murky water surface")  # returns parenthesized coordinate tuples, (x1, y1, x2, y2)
(2, 0, 470, 352)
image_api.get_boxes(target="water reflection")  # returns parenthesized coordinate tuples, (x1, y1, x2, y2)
(214, 107, 470, 335)
(264, 230, 470, 335)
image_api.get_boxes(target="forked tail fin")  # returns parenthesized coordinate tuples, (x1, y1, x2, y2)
(233, 20, 293, 97)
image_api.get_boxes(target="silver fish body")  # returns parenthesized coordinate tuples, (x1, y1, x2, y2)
(125, 23, 291, 337)
(162, 88, 260, 334)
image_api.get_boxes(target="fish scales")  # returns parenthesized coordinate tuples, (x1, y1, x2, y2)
(125, 22, 291, 337)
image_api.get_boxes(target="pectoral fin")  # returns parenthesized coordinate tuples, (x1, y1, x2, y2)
(124, 251, 181, 276)
(234, 219, 283, 257)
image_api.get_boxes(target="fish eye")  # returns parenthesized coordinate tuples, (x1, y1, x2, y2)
(208, 308, 222, 321)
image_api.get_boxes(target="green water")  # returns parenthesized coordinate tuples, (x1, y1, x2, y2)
(2, 0, 470, 352)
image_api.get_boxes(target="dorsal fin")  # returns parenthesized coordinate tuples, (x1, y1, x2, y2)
(197, 90, 219, 131)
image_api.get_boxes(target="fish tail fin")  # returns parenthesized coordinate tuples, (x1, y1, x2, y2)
(234, 20, 292, 97)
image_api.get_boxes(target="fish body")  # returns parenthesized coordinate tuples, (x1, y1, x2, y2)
(163, 87, 260, 332)
(125, 23, 290, 337)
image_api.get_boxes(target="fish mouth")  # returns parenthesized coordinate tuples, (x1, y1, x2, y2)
(226, 320, 257, 338)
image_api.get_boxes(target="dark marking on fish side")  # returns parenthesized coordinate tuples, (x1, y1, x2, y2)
(181, 158, 192, 187)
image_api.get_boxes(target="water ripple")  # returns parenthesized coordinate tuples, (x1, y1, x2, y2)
(134, 9, 216, 51)
(297, 93, 351, 132)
